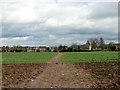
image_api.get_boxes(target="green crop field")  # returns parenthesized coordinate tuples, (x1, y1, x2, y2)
(1, 52, 119, 64)
(2, 52, 56, 64)
(60, 52, 119, 62)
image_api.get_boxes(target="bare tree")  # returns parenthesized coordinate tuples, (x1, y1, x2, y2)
(92, 40, 97, 50)
(87, 38, 97, 50)
(99, 37, 105, 50)
(86, 40, 90, 50)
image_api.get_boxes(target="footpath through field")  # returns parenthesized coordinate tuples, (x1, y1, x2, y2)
(26, 52, 94, 88)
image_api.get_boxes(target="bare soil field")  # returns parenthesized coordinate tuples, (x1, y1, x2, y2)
(2, 64, 47, 88)
(74, 62, 120, 88)
(2, 53, 120, 88)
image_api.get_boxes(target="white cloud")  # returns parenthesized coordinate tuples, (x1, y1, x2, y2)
(1, 36, 30, 46)
(12, 36, 29, 41)
(1, 1, 118, 46)
(49, 34, 56, 40)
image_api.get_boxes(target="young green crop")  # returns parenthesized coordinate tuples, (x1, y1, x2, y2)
(60, 52, 119, 62)
(2, 52, 56, 64)
(1, 52, 119, 64)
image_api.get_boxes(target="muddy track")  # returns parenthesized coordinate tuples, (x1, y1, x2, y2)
(47, 52, 63, 64)
(26, 53, 94, 88)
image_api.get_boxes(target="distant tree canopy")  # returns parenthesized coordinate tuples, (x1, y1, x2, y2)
(109, 42, 116, 51)
(1, 37, 119, 52)
(58, 45, 68, 52)
(87, 37, 105, 50)
(99, 37, 105, 50)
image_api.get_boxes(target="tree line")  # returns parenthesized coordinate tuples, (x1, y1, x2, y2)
(57, 37, 119, 52)
(1, 37, 119, 52)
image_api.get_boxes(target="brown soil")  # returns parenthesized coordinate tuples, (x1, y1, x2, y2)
(2, 52, 120, 88)
(2, 63, 47, 88)
(74, 62, 120, 88)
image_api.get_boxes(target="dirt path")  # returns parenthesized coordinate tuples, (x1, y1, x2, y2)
(26, 52, 94, 88)
(47, 52, 63, 64)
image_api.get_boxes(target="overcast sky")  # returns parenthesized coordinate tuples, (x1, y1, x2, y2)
(0, 0, 118, 46)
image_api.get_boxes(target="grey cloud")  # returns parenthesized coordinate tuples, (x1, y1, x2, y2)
(2, 21, 118, 46)
(88, 2, 118, 19)
(1, 2, 118, 46)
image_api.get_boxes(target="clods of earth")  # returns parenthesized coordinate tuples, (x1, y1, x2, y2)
(2, 64, 47, 88)
(2, 62, 120, 88)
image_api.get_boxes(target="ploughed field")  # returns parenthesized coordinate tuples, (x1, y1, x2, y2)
(2, 52, 120, 88)
(2, 64, 47, 88)
(74, 62, 120, 88)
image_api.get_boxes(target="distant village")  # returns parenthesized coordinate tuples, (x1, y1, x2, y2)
(1, 38, 120, 52)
